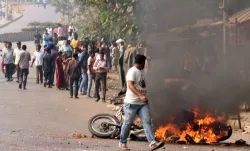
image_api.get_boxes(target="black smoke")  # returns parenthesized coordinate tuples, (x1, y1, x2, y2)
(136, 0, 250, 126)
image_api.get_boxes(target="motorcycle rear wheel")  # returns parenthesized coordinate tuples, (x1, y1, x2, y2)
(88, 114, 120, 138)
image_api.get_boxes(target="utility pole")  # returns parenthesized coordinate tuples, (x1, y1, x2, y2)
(223, 0, 227, 56)
(5, 0, 8, 20)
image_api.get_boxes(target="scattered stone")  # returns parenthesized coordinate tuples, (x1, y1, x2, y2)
(11, 130, 16, 133)
(235, 139, 246, 145)
(73, 134, 82, 139)
(68, 142, 70, 144)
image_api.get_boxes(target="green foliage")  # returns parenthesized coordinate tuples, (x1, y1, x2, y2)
(28, 21, 57, 28)
(52, 0, 137, 41)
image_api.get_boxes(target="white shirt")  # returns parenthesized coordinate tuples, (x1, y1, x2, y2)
(124, 66, 147, 105)
(33, 51, 44, 66)
(46, 27, 53, 36)
(57, 27, 63, 37)
(13, 48, 21, 65)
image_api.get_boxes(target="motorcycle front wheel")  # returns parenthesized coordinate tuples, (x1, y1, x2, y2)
(88, 114, 120, 138)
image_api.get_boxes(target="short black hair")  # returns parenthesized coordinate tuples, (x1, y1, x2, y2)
(37, 44, 41, 49)
(135, 54, 146, 65)
(73, 53, 78, 59)
(22, 45, 27, 50)
(58, 51, 63, 55)
(8, 42, 12, 46)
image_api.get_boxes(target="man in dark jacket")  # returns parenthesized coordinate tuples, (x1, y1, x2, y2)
(43, 49, 54, 88)
(67, 53, 81, 98)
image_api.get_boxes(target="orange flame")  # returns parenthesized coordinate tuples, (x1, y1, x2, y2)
(155, 112, 228, 144)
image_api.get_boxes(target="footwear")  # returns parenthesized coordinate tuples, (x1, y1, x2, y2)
(16, 80, 19, 83)
(95, 98, 100, 102)
(101, 99, 106, 103)
(69, 96, 73, 98)
(87, 95, 91, 98)
(23, 88, 27, 90)
(9, 79, 13, 82)
(6, 79, 9, 82)
(19, 84, 22, 89)
(48, 86, 52, 88)
(36, 82, 39, 84)
(150, 141, 165, 151)
(44, 82, 47, 87)
(118, 91, 126, 96)
(119, 144, 130, 151)
(75, 96, 79, 99)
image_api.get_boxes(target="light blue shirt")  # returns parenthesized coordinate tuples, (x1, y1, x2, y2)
(3, 48, 14, 64)
(60, 45, 72, 52)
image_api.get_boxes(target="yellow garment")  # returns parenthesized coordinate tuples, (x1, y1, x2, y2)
(71, 40, 80, 54)
(71, 40, 79, 48)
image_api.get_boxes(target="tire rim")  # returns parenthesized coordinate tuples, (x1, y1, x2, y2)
(91, 115, 118, 135)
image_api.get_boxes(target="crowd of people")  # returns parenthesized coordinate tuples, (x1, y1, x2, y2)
(0, 21, 165, 150)
(0, 23, 130, 102)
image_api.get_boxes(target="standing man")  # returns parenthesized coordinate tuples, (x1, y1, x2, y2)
(31, 44, 44, 84)
(13, 41, 22, 83)
(43, 49, 54, 88)
(34, 30, 42, 46)
(87, 51, 96, 97)
(2, 42, 14, 81)
(42, 30, 51, 47)
(57, 24, 63, 40)
(70, 34, 80, 54)
(46, 25, 53, 36)
(119, 55, 164, 151)
(93, 52, 108, 102)
(78, 46, 89, 95)
(118, 41, 126, 96)
(67, 53, 81, 99)
(111, 42, 119, 73)
(18, 45, 31, 90)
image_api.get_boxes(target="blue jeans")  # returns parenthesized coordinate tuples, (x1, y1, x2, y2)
(79, 72, 88, 93)
(87, 74, 96, 96)
(120, 103, 156, 146)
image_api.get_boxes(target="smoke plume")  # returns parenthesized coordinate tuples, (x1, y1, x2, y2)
(136, 0, 250, 126)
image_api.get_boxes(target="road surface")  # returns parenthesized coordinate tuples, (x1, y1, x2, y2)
(0, 4, 60, 34)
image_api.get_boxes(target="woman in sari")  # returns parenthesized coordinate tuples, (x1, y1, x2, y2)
(56, 51, 65, 89)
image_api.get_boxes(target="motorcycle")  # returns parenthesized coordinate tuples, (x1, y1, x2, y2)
(88, 105, 233, 143)
(88, 105, 147, 140)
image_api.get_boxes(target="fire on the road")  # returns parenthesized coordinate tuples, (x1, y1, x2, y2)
(155, 110, 232, 144)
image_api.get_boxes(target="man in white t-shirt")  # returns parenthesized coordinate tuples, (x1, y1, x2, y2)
(13, 41, 22, 83)
(46, 25, 53, 36)
(57, 24, 63, 40)
(31, 44, 44, 84)
(119, 54, 164, 151)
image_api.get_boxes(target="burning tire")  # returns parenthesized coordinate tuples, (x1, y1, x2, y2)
(207, 121, 232, 142)
(88, 114, 120, 138)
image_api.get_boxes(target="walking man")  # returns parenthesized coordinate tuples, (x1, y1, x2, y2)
(18, 45, 31, 90)
(43, 49, 54, 88)
(93, 52, 108, 102)
(31, 44, 44, 84)
(119, 54, 164, 151)
(13, 41, 21, 83)
(67, 53, 81, 99)
(2, 42, 14, 81)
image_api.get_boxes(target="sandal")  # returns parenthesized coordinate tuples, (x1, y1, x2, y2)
(150, 141, 165, 151)
(119, 144, 130, 151)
